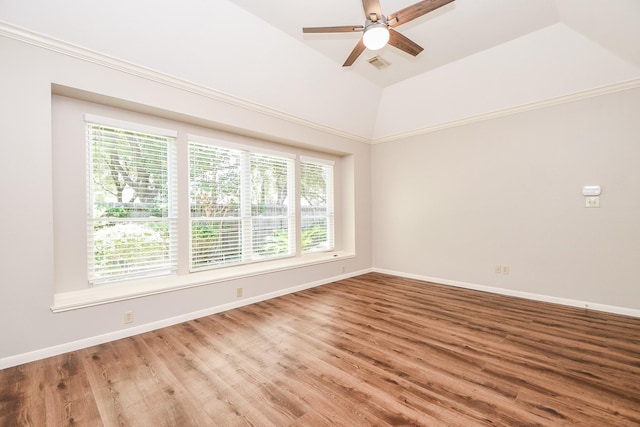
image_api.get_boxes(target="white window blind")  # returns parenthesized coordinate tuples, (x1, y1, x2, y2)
(300, 157, 334, 253)
(248, 152, 295, 260)
(189, 140, 294, 270)
(189, 143, 242, 268)
(86, 121, 177, 284)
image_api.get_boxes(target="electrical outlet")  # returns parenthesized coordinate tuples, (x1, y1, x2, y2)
(585, 196, 600, 208)
(124, 311, 134, 324)
(342, 266, 345, 273)
(236, 288, 243, 298)
(495, 265, 502, 274)
(502, 265, 510, 274)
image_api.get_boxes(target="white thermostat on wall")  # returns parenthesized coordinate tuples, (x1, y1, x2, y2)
(582, 185, 601, 196)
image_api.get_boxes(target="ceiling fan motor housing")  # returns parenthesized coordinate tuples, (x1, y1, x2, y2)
(363, 18, 390, 50)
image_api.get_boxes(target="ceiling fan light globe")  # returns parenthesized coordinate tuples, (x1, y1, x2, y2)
(363, 24, 389, 50)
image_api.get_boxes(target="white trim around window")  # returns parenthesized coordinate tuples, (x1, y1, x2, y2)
(52, 95, 347, 310)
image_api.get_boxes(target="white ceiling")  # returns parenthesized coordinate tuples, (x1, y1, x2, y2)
(229, 0, 556, 87)
(1, 0, 639, 140)
(229, 0, 638, 88)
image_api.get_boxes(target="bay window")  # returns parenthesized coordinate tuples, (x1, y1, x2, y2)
(78, 111, 333, 288)
(50, 93, 352, 311)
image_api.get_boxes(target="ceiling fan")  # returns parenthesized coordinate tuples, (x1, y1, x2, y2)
(303, 0, 455, 67)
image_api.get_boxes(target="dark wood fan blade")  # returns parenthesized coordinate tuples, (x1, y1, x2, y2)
(388, 29, 423, 56)
(388, 0, 455, 27)
(362, 0, 382, 21)
(343, 38, 366, 67)
(303, 25, 364, 33)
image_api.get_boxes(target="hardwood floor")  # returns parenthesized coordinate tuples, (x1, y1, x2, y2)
(2, 272, 640, 426)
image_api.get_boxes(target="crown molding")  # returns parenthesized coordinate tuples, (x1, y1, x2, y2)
(0, 21, 370, 144)
(2, 21, 639, 146)
(371, 77, 640, 144)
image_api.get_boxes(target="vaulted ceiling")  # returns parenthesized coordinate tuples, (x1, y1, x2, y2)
(1, 0, 639, 141)
(233, 0, 561, 87)
(231, 0, 640, 88)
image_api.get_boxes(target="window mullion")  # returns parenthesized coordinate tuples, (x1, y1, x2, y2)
(294, 156, 302, 257)
(176, 132, 190, 276)
(240, 151, 253, 262)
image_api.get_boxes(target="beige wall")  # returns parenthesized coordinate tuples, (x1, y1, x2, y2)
(372, 87, 640, 313)
(0, 35, 372, 366)
(1, 22, 638, 367)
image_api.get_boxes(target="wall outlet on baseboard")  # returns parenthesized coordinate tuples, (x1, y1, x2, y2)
(236, 288, 243, 298)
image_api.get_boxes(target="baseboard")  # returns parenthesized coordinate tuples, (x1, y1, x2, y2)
(373, 268, 640, 319)
(0, 268, 372, 370)
(9, 266, 634, 370)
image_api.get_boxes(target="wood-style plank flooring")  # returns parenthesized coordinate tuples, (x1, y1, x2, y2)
(1, 273, 640, 426)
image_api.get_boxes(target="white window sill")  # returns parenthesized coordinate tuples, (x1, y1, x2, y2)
(52, 251, 354, 312)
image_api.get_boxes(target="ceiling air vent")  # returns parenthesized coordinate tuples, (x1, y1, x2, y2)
(368, 56, 390, 70)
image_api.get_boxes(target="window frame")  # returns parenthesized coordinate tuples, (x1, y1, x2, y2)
(300, 156, 335, 254)
(51, 94, 350, 311)
(188, 135, 297, 271)
(85, 115, 179, 285)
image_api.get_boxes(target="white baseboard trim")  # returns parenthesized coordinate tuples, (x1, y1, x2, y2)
(0, 268, 371, 370)
(373, 268, 640, 319)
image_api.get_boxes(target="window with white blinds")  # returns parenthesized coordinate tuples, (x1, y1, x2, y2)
(86, 119, 177, 284)
(54, 99, 345, 297)
(300, 157, 334, 253)
(189, 140, 294, 271)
